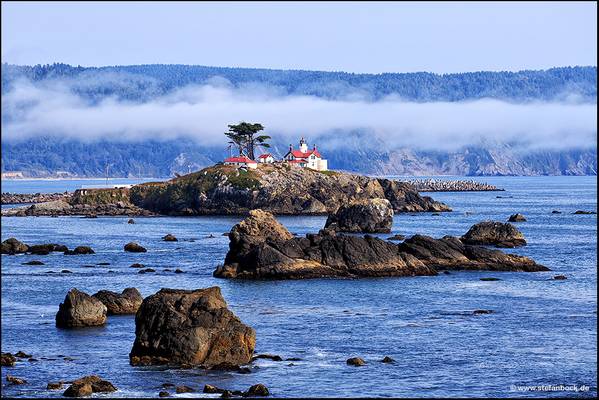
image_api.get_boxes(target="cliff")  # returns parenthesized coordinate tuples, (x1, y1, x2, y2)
(129, 163, 450, 215)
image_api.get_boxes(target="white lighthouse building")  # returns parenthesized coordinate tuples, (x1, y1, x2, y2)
(284, 137, 328, 171)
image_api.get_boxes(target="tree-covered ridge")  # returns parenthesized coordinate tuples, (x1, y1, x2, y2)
(2, 63, 596, 102)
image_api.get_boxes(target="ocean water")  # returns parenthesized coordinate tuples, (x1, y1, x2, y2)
(1, 176, 596, 398)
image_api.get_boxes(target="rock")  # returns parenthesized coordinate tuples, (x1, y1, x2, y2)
(387, 234, 405, 241)
(175, 386, 194, 393)
(97, 262, 110, 265)
(14, 351, 32, 358)
(162, 234, 178, 242)
(551, 210, 562, 214)
(28, 358, 38, 362)
(221, 390, 233, 398)
(124, 242, 147, 252)
(130, 263, 144, 268)
(215, 211, 547, 280)
(573, 210, 596, 214)
(1, 352, 16, 366)
(128, 218, 135, 224)
(56, 288, 107, 328)
(138, 268, 155, 274)
(346, 357, 366, 366)
(6, 375, 27, 385)
(129, 287, 255, 368)
(252, 354, 283, 362)
(92, 288, 143, 315)
(1, 238, 29, 254)
(64, 246, 95, 255)
(47, 382, 64, 390)
(553, 275, 567, 280)
(174, 269, 184, 274)
(508, 213, 527, 222)
(381, 356, 395, 363)
(473, 309, 493, 315)
(61, 270, 72, 273)
(204, 384, 225, 394)
(246, 384, 269, 397)
(479, 277, 501, 281)
(324, 198, 393, 233)
(63, 376, 116, 397)
(461, 221, 526, 248)
(23, 260, 45, 265)
(285, 357, 302, 361)
(158, 391, 170, 397)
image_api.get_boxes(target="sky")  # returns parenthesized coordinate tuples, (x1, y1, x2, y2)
(1, 1, 596, 73)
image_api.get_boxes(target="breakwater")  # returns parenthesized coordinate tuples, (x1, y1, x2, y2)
(401, 179, 503, 192)
(1, 192, 72, 205)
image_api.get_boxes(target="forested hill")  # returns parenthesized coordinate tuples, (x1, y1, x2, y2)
(2, 63, 596, 102)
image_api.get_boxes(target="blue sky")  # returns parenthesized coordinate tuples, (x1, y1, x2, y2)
(1, 1, 596, 73)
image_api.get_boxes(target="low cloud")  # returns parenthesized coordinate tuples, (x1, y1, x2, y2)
(2, 78, 597, 152)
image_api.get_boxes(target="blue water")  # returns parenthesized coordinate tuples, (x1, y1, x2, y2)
(1, 178, 162, 194)
(1, 176, 596, 398)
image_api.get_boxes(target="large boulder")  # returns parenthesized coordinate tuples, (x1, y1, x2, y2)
(508, 213, 526, 222)
(56, 289, 107, 328)
(92, 288, 143, 315)
(28, 243, 68, 255)
(124, 242, 147, 252)
(129, 287, 255, 368)
(214, 211, 547, 279)
(1, 238, 29, 254)
(461, 221, 526, 248)
(64, 246, 94, 255)
(324, 199, 393, 233)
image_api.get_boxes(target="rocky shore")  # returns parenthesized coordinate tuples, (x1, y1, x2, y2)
(2, 164, 450, 217)
(402, 179, 502, 192)
(214, 210, 548, 279)
(1, 192, 72, 205)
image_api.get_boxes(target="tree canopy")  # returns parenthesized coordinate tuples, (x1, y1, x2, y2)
(225, 122, 271, 160)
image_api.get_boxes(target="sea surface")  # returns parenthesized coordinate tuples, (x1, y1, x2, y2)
(1, 176, 597, 398)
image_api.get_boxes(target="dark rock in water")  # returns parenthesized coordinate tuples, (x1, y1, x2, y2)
(47, 382, 63, 390)
(129, 287, 255, 368)
(222, 232, 229, 236)
(162, 234, 178, 242)
(461, 221, 526, 248)
(480, 277, 501, 281)
(1, 238, 29, 254)
(28, 358, 38, 362)
(286, 357, 302, 361)
(64, 246, 94, 255)
(124, 242, 147, 252)
(61, 270, 73, 274)
(206, 234, 216, 239)
(175, 386, 195, 393)
(56, 288, 107, 328)
(6, 375, 27, 385)
(174, 268, 184, 274)
(346, 357, 366, 366)
(23, 260, 45, 265)
(573, 210, 596, 214)
(45, 271, 55, 274)
(63, 376, 117, 397)
(246, 384, 269, 397)
(14, 351, 32, 358)
(387, 234, 405, 241)
(215, 210, 548, 280)
(159, 391, 170, 397)
(252, 354, 283, 362)
(138, 268, 155, 274)
(551, 210, 562, 214)
(508, 213, 527, 222)
(128, 218, 135, 224)
(204, 384, 225, 394)
(92, 288, 143, 315)
(324, 199, 393, 233)
(28, 244, 55, 255)
(130, 263, 144, 268)
(473, 309, 493, 315)
(432, 212, 441, 216)
(97, 262, 110, 265)
(1, 352, 16, 366)
(381, 356, 395, 363)
(553, 275, 567, 280)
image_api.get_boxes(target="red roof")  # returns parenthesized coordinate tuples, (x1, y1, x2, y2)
(287, 149, 322, 159)
(224, 156, 257, 164)
(258, 154, 272, 159)
(287, 159, 307, 164)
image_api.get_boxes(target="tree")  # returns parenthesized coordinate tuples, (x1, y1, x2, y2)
(224, 122, 271, 160)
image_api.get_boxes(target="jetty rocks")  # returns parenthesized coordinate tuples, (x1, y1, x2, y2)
(461, 221, 526, 248)
(92, 288, 143, 315)
(129, 287, 255, 368)
(56, 289, 107, 328)
(325, 198, 393, 233)
(1, 238, 29, 254)
(214, 210, 547, 279)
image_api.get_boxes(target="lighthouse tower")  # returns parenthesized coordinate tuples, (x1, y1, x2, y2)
(299, 137, 308, 153)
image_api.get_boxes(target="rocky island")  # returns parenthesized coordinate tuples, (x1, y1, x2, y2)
(2, 164, 450, 217)
(213, 210, 548, 279)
